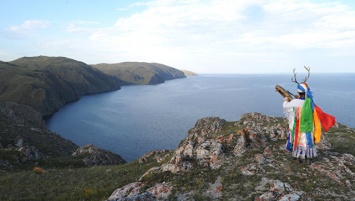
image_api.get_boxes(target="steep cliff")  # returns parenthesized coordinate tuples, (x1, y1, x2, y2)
(0, 56, 121, 116)
(92, 62, 186, 85)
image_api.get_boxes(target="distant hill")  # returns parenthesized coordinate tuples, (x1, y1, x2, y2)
(0, 56, 121, 116)
(181, 69, 198, 76)
(0, 56, 190, 115)
(91, 62, 186, 85)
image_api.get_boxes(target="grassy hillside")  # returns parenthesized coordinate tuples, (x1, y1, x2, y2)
(0, 57, 188, 115)
(0, 56, 121, 116)
(0, 157, 166, 201)
(92, 62, 186, 85)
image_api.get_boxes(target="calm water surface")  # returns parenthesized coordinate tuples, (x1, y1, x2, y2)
(46, 74, 355, 161)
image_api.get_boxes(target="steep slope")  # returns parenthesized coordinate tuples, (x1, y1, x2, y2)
(92, 62, 186, 85)
(0, 56, 121, 116)
(0, 102, 126, 170)
(0, 102, 79, 167)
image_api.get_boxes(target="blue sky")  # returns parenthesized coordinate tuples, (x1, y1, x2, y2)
(1, 0, 355, 73)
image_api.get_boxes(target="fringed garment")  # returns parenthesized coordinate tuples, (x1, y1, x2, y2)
(283, 94, 336, 160)
(286, 106, 317, 159)
(283, 97, 318, 159)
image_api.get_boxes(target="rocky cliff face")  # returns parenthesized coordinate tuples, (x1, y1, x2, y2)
(107, 113, 355, 201)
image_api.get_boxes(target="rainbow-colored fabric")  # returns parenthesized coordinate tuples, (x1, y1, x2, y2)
(286, 84, 336, 152)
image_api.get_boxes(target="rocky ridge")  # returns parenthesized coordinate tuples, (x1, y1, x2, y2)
(107, 113, 355, 201)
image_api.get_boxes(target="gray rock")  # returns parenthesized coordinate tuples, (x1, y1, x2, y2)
(72, 144, 126, 166)
(0, 159, 13, 170)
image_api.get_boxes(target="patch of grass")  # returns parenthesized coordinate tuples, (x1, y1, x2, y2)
(228, 174, 260, 199)
(327, 125, 355, 155)
(0, 159, 160, 201)
(220, 121, 240, 135)
(38, 156, 86, 169)
(0, 149, 22, 162)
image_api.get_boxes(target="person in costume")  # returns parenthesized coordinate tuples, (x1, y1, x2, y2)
(283, 82, 316, 162)
(283, 67, 336, 163)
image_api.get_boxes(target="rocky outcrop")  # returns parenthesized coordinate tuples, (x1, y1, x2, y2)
(107, 182, 172, 201)
(157, 117, 227, 173)
(72, 144, 126, 167)
(255, 178, 304, 200)
(138, 149, 171, 164)
(107, 182, 155, 201)
(107, 113, 355, 201)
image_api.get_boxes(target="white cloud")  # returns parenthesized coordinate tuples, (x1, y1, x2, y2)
(10, 0, 355, 73)
(89, 0, 258, 62)
(5, 20, 49, 39)
(85, 0, 355, 72)
(64, 21, 100, 33)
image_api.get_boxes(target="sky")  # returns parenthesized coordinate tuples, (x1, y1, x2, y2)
(1, 0, 355, 74)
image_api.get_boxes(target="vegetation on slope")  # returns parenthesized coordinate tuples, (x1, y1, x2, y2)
(92, 62, 186, 85)
(0, 56, 121, 116)
(0, 158, 164, 201)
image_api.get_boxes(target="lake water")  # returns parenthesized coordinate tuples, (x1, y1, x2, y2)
(45, 74, 355, 161)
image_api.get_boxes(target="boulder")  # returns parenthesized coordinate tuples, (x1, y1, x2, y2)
(72, 144, 126, 167)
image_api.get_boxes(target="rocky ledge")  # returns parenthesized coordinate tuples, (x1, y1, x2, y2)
(107, 113, 355, 201)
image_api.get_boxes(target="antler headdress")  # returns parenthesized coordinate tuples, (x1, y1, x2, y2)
(291, 66, 310, 84)
(291, 66, 313, 100)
